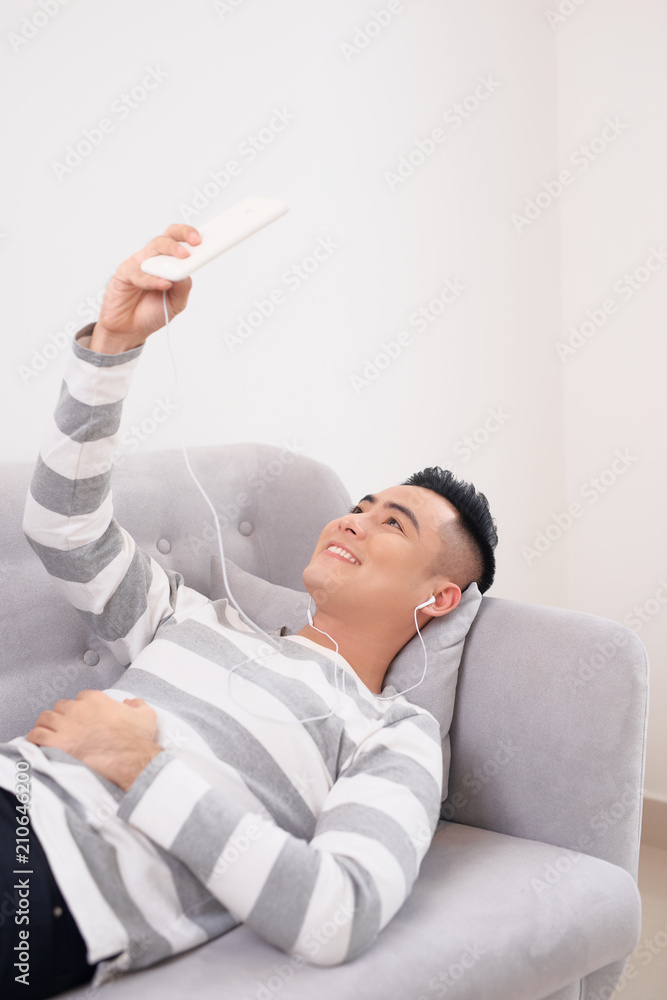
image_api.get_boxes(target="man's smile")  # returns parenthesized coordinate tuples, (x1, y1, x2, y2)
(323, 543, 361, 565)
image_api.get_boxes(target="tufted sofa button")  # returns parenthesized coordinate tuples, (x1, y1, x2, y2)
(83, 650, 100, 666)
(238, 521, 253, 536)
(156, 538, 171, 554)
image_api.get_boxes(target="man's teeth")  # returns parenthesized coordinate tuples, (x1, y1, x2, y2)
(327, 545, 360, 565)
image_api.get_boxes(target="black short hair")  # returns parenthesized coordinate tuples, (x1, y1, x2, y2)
(401, 466, 498, 594)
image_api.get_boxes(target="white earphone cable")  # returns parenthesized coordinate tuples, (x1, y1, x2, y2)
(160, 290, 432, 716)
(161, 290, 348, 724)
(161, 290, 281, 653)
(380, 605, 430, 699)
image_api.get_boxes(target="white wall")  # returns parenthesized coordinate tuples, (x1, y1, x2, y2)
(555, 0, 667, 799)
(1, 0, 663, 794)
(0, 0, 566, 607)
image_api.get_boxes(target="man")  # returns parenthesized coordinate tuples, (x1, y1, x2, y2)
(0, 225, 498, 999)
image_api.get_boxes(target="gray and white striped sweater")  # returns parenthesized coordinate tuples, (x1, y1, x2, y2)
(0, 324, 443, 985)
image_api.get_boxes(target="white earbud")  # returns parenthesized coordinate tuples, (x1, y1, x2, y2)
(383, 595, 437, 700)
(304, 595, 436, 705)
(415, 595, 436, 611)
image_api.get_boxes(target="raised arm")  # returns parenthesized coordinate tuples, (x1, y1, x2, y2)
(22, 225, 209, 665)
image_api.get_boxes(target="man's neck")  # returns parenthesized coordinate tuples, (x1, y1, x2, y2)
(294, 614, 410, 695)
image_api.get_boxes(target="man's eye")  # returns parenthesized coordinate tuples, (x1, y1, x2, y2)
(348, 505, 402, 531)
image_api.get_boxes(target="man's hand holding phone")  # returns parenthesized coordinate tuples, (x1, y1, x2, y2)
(88, 198, 289, 355)
(89, 224, 201, 355)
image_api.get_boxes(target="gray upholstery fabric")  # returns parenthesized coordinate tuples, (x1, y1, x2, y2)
(63, 823, 639, 1000)
(442, 597, 648, 879)
(0, 443, 648, 999)
(540, 987, 582, 1000)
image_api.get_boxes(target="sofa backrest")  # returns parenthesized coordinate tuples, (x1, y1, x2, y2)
(0, 442, 351, 741)
(441, 594, 648, 878)
(1, 441, 648, 892)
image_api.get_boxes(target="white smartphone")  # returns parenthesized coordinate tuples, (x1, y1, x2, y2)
(140, 196, 290, 281)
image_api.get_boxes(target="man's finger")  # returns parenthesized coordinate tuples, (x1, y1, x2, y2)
(53, 699, 74, 714)
(163, 224, 201, 244)
(165, 275, 193, 306)
(142, 235, 193, 260)
(77, 688, 110, 701)
(33, 709, 59, 730)
(26, 725, 58, 746)
(113, 260, 174, 293)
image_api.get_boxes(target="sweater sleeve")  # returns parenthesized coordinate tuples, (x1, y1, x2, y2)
(22, 324, 211, 666)
(116, 710, 443, 966)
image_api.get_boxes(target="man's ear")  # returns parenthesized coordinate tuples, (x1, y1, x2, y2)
(425, 581, 461, 618)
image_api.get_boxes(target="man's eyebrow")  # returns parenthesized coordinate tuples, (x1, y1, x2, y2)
(357, 494, 420, 535)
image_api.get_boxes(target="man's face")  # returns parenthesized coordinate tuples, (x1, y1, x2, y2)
(302, 484, 459, 629)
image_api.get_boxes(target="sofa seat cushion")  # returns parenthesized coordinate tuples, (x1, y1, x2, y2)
(65, 821, 641, 1000)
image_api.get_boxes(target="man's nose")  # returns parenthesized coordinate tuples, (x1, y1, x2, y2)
(339, 512, 366, 536)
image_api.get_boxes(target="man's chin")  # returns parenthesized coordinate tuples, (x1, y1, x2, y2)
(303, 564, 354, 610)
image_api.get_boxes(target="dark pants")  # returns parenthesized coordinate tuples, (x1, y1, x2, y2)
(0, 787, 97, 999)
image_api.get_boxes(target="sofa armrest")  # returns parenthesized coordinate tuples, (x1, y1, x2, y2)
(441, 596, 649, 882)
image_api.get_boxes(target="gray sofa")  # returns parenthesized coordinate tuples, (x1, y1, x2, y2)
(0, 442, 648, 1000)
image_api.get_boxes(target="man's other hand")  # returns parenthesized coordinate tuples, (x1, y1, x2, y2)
(89, 223, 202, 355)
(26, 690, 162, 792)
